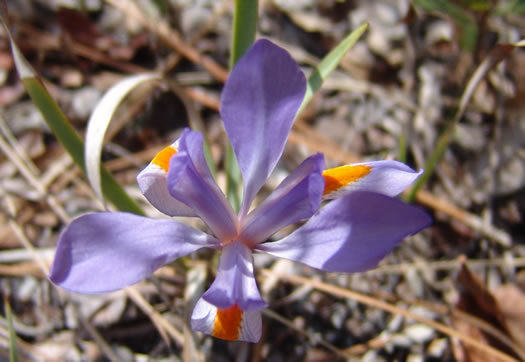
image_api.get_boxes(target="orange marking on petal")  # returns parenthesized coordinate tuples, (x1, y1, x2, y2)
(212, 304, 243, 341)
(322, 164, 372, 195)
(151, 146, 177, 172)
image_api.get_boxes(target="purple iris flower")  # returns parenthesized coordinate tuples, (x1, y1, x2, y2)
(50, 39, 431, 343)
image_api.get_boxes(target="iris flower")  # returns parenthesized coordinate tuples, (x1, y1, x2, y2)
(50, 39, 431, 343)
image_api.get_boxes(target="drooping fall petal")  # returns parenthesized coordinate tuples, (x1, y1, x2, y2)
(221, 39, 307, 217)
(256, 191, 431, 273)
(137, 140, 196, 217)
(202, 241, 267, 311)
(191, 298, 262, 343)
(322, 160, 423, 199)
(167, 129, 238, 241)
(50, 212, 219, 293)
(240, 153, 325, 245)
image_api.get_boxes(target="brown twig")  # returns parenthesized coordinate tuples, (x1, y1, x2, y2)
(261, 269, 519, 362)
(104, 0, 228, 82)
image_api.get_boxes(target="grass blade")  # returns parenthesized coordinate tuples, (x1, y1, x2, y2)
(298, 23, 368, 114)
(406, 40, 525, 202)
(225, 0, 259, 212)
(230, 0, 258, 68)
(4, 296, 19, 362)
(0, 1, 144, 215)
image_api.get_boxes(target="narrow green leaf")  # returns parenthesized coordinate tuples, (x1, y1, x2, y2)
(21, 79, 86, 168)
(398, 131, 407, 164)
(298, 23, 368, 114)
(20, 78, 144, 214)
(230, 0, 258, 68)
(225, 143, 241, 211)
(0, 2, 143, 214)
(4, 297, 19, 362)
(0, 2, 35, 81)
(406, 40, 525, 202)
(225, 0, 258, 212)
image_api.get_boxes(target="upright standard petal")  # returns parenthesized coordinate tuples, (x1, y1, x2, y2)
(322, 160, 423, 199)
(202, 241, 267, 311)
(50, 212, 219, 294)
(137, 140, 196, 217)
(191, 298, 262, 343)
(167, 129, 238, 241)
(240, 153, 325, 245)
(256, 191, 431, 273)
(221, 39, 307, 217)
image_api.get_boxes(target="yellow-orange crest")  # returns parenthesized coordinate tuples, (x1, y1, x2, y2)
(151, 146, 177, 172)
(213, 304, 243, 341)
(322, 164, 372, 195)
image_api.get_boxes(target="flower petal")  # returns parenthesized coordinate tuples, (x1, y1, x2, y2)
(240, 153, 325, 245)
(50, 212, 219, 294)
(202, 241, 266, 311)
(137, 140, 196, 217)
(191, 298, 262, 343)
(256, 191, 431, 273)
(221, 39, 307, 217)
(167, 129, 238, 241)
(322, 160, 423, 199)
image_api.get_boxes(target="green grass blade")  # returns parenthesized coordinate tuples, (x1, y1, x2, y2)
(21, 79, 85, 167)
(0, 2, 143, 215)
(4, 297, 19, 362)
(225, 0, 258, 212)
(21, 78, 144, 215)
(225, 143, 242, 211)
(398, 131, 407, 164)
(298, 23, 368, 114)
(406, 40, 525, 202)
(230, 0, 258, 68)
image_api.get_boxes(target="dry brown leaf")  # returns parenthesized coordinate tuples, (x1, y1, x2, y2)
(457, 261, 509, 332)
(492, 285, 525, 346)
(451, 315, 504, 362)
(453, 261, 524, 361)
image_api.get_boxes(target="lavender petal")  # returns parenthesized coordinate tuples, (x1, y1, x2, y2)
(256, 191, 431, 273)
(50, 212, 219, 293)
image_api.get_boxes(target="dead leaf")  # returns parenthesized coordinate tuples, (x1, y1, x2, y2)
(452, 260, 525, 361)
(492, 284, 525, 346)
(451, 315, 503, 362)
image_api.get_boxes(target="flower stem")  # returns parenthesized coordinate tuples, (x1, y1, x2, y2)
(225, 0, 258, 212)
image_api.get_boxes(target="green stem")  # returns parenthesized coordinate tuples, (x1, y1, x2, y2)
(398, 130, 407, 164)
(225, 0, 258, 212)
(230, 0, 258, 68)
(405, 121, 455, 202)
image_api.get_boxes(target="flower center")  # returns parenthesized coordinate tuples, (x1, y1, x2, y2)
(220, 233, 256, 250)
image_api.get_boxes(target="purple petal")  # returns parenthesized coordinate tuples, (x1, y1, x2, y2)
(221, 39, 307, 217)
(50, 212, 219, 294)
(256, 192, 431, 273)
(137, 140, 196, 217)
(167, 129, 238, 241)
(202, 241, 267, 311)
(240, 153, 325, 245)
(323, 160, 423, 200)
(191, 298, 262, 343)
